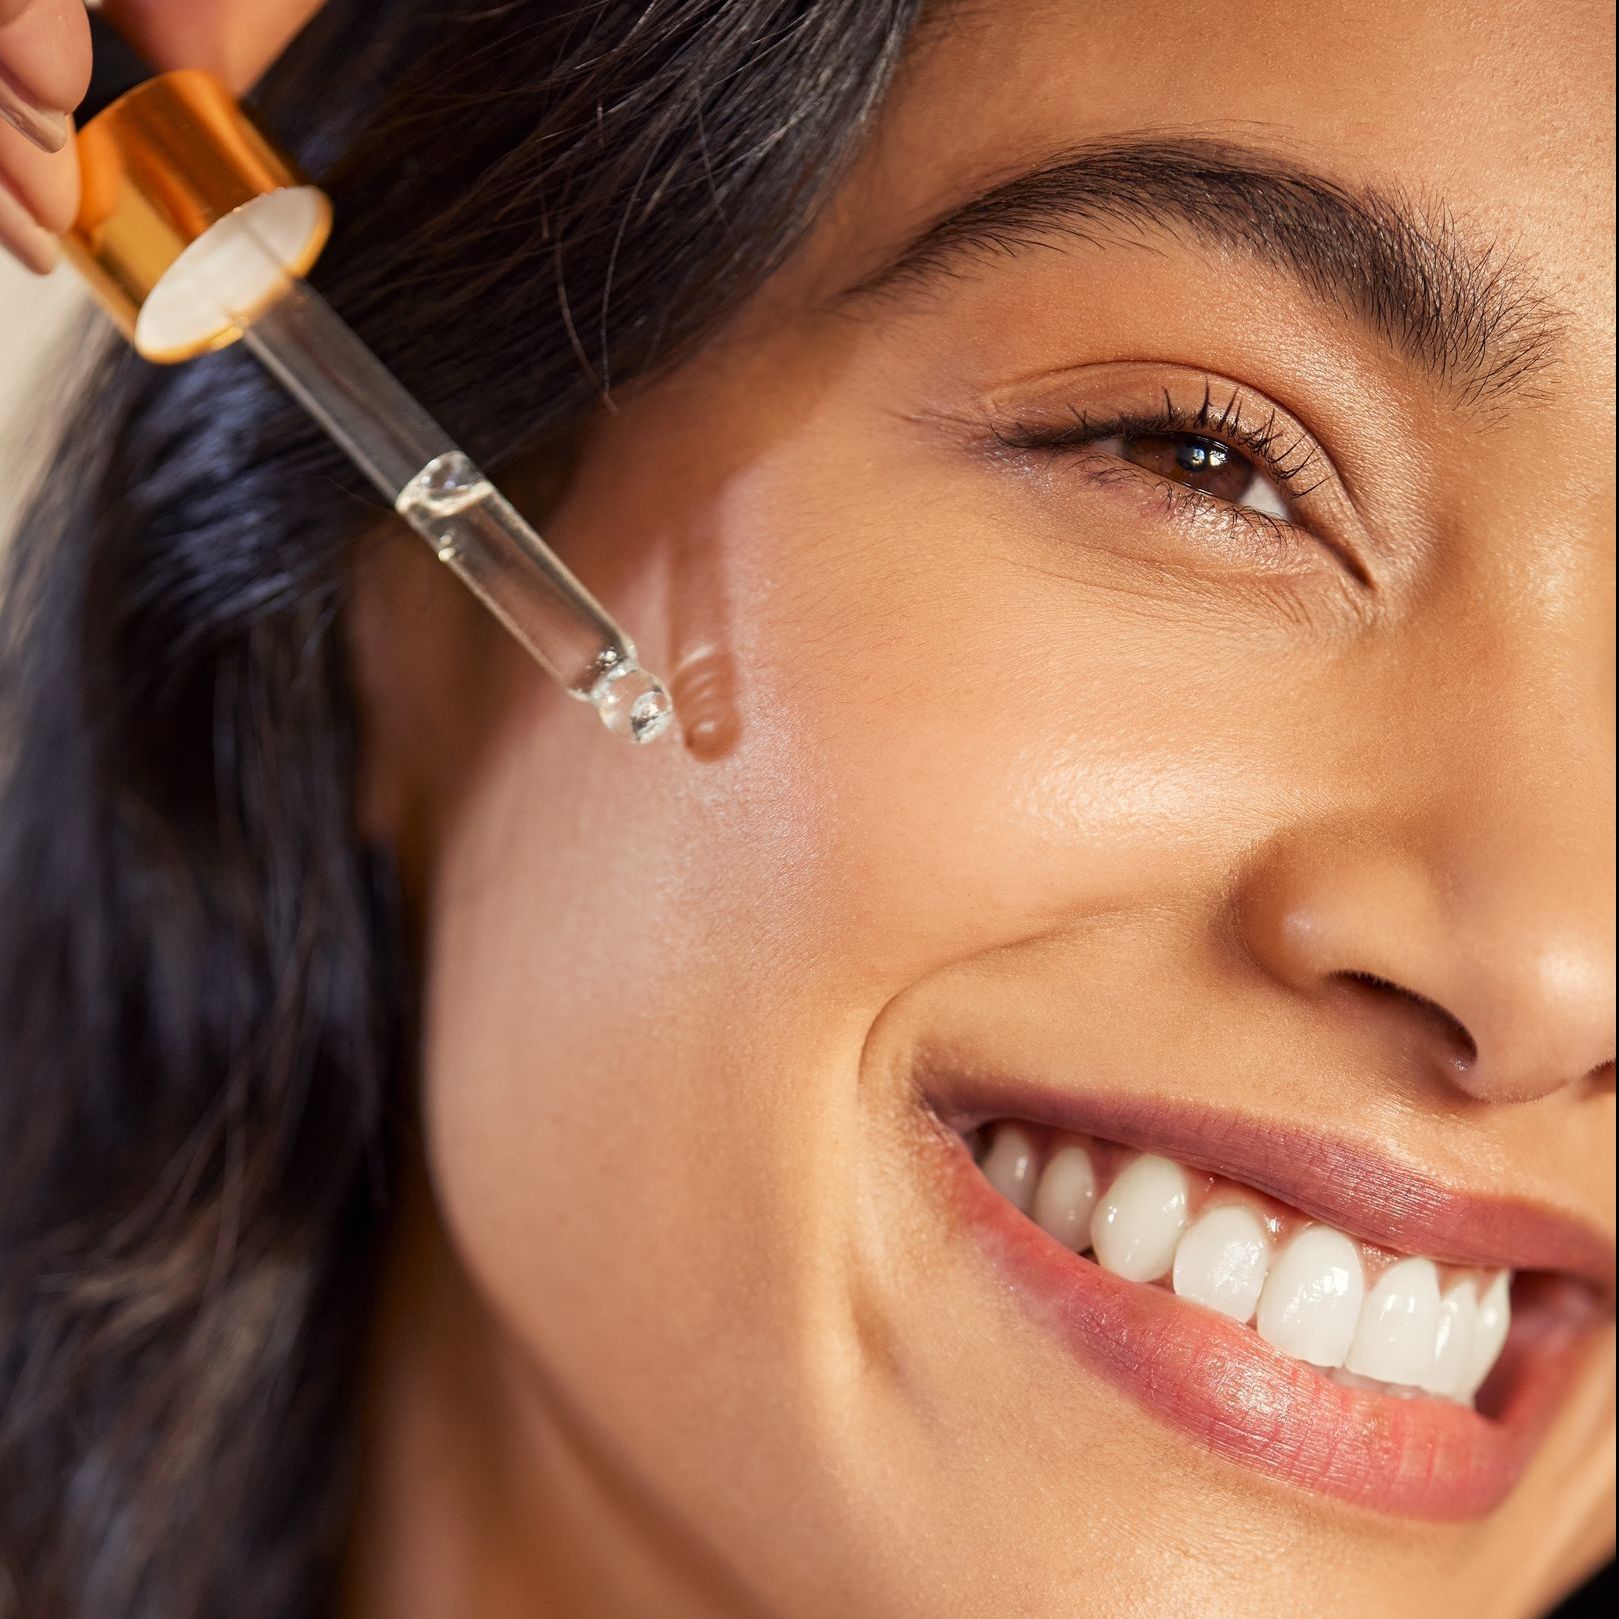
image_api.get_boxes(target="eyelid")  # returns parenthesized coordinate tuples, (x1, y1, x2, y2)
(992, 377, 1327, 499)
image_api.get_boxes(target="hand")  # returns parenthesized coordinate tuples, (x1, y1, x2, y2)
(0, 0, 326, 274)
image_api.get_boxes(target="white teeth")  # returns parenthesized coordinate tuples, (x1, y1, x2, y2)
(1458, 1272, 1512, 1402)
(1091, 1154, 1189, 1282)
(1345, 1257, 1442, 1386)
(1032, 1140, 1098, 1251)
(1423, 1281, 1479, 1399)
(1172, 1204, 1272, 1324)
(970, 1121, 1517, 1405)
(979, 1123, 1038, 1214)
(1256, 1226, 1366, 1368)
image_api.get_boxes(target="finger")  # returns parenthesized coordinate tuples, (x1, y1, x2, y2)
(0, 110, 76, 230)
(0, 0, 90, 146)
(102, 0, 328, 92)
(0, 164, 57, 272)
(0, 61, 63, 151)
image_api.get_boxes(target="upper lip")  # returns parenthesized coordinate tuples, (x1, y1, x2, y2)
(923, 1075, 1617, 1301)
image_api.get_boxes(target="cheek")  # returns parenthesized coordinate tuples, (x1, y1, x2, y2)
(705, 446, 1296, 989)
(412, 617, 864, 1433)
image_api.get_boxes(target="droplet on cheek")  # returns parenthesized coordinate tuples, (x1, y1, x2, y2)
(671, 644, 741, 760)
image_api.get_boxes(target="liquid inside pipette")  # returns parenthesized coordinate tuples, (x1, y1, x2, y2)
(224, 257, 675, 744)
(392, 450, 674, 743)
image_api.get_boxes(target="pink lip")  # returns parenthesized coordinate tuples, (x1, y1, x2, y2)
(920, 1085, 1614, 1519)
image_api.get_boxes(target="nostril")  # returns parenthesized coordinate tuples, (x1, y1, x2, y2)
(1337, 969, 1479, 1069)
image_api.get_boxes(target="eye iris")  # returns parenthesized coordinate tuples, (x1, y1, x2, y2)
(1122, 433, 1253, 504)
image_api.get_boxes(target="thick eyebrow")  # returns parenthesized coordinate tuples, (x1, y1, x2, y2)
(839, 135, 1562, 410)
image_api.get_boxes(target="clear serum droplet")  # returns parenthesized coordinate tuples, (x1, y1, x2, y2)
(589, 660, 675, 744)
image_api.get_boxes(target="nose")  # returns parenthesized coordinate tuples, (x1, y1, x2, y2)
(1234, 522, 1615, 1106)
(1238, 824, 1614, 1102)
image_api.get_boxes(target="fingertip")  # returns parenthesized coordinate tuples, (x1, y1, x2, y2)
(0, 169, 59, 274)
(0, 0, 92, 115)
(48, 0, 92, 108)
(0, 120, 78, 233)
(0, 75, 66, 151)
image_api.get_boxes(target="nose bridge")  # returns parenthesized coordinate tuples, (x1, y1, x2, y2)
(1236, 581, 1615, 1105)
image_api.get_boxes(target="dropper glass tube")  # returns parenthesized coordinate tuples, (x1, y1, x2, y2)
(236, 272, 674, 744)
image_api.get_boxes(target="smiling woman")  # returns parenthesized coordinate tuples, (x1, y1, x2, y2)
(0, 3, 1613, 1619)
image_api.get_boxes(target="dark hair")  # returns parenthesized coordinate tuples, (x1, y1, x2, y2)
(0, 4, 924, 1613)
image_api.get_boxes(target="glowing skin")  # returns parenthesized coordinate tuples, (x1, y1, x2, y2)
(339, 3, 1616, 1618)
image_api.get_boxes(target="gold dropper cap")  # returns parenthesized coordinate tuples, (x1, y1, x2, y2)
(61, 70, 331, 363)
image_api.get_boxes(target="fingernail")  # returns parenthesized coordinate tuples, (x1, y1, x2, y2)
(0, 173, 58, 273)
(0, 62, 69, 154)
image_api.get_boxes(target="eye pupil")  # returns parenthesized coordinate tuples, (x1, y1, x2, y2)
(1176, 438, 1226, 473)
(1122, 432, 1253, 504)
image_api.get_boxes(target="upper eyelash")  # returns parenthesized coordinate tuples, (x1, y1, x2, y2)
(990, 379, 1328, 499)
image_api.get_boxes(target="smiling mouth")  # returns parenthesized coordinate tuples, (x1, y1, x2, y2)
(921, 1082, 1613, 1520)
(964, 1119, 1515, 1405)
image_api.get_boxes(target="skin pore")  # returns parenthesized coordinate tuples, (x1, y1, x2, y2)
(339, 3, 1616, 1617)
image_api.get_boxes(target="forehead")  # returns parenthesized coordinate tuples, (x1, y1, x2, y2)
(831, 0, 1613, 310)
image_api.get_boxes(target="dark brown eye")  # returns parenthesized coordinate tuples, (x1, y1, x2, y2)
(1117, 432, 1255, 504)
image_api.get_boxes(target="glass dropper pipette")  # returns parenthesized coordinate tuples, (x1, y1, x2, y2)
(57, 38, 675, 745)
(235, 262, 676, 745)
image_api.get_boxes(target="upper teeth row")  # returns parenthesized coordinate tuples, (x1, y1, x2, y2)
(975, 1122, 1511, 1405)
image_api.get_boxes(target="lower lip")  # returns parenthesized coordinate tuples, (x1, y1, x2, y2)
(931, 1121, 1598, 1519)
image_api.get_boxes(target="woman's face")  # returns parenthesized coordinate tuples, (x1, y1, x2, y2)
(352, 1, 1615, 1614)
